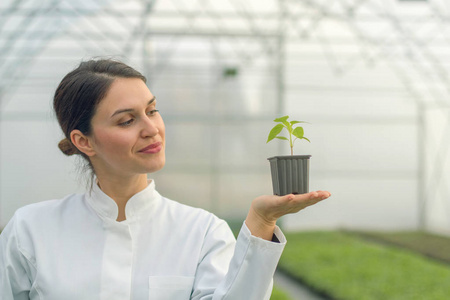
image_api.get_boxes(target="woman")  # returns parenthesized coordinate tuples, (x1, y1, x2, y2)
(0, 59, 331, 300)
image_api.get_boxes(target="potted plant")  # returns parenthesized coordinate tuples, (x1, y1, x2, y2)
(266, 115, 311, 196)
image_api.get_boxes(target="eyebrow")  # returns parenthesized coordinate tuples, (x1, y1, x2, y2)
(110, 96, 156, 118)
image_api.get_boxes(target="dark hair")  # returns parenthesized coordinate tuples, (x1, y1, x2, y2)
(54, 59, 146, 157)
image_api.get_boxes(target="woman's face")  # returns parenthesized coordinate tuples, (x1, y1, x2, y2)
(87, 77, 165, 177)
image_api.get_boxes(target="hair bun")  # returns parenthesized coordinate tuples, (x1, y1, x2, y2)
(58, 138, 79, 156)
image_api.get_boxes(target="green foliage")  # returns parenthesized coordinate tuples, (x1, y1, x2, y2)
(279, 231, 450, 300)
(353, 231, 450, 264)
(223, 67, 238, 77)
(270, 286, 292, 300)
(267, 115, 310, 155)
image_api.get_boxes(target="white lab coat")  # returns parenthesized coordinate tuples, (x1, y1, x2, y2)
(0, 180, 286, 299)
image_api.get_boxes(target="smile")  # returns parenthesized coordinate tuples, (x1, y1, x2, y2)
(139, 142, 162, 154)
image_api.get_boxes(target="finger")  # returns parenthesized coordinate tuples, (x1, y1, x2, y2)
(294, 191, 330, 205)
(292, 195, 323, 211)
(284, 193, 321, 207)
(307, 191, 325, 200)
(304, 192, 328, 207)
(284, 194, 295, 201)
(318, 190, 331, 197)
(275, 193, 296, 205)
(312, 190, 331, 199)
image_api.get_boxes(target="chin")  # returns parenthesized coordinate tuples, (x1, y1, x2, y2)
(144, 159, 165, 174)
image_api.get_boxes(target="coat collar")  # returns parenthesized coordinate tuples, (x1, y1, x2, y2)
(86, 179, 159, 222)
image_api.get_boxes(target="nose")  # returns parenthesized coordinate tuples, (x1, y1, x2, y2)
(140, 116, 159, 138)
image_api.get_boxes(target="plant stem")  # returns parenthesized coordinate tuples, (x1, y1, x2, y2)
(289, 130, 293, 155)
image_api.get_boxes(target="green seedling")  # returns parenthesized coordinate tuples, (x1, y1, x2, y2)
(266, 115, 310, 155)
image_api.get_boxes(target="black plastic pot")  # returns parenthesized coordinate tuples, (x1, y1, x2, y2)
(268, 155, 311, 196)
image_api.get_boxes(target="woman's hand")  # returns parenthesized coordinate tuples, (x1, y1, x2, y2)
(245, 191, 331, 240)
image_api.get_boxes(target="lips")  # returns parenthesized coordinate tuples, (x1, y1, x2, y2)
(139, 142, 162, 154)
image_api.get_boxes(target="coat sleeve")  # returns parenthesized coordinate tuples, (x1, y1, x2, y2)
(191, 220, 286, 300)
(0, 214, 34, 300)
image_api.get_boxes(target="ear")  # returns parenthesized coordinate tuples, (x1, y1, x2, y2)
(70, 129, 96, 157)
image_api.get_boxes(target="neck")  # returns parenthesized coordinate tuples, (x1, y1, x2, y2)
(95, 173, 149, 222)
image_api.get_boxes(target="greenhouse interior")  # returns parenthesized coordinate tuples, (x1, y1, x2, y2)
(2, 0, 450, 299)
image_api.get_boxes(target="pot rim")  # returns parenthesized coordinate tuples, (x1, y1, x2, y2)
(267, 155, 312, 160)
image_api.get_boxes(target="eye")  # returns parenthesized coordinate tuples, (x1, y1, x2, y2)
(118, 119, 134, 127)
(147, 109, 159, 116)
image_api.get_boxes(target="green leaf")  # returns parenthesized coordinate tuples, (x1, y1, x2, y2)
(302, 137, 311, 143)
(283, 120, 292, 132)
(275, 136, 289, 141)
(292, 126, 304, 139)
(274, 115, 289, 123)
(267, 124, 284, 143)
(291, 120, 308, 125)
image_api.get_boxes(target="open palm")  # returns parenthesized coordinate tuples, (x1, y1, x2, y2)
(245, 191, 331, 240)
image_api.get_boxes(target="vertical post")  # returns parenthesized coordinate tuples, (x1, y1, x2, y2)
(209, 40, 220, 216)
(142, 33, 149, 79)
(276, 1, 286, 119)
(276, 1, 286, 228)
(417, 104, 426, 231)
(141, 1, 151, 80)
(0, 89, 3, 228)
(276, 34, 284, 117)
